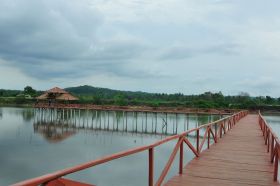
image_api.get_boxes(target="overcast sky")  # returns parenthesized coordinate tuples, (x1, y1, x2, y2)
(0, 0, 279, 96)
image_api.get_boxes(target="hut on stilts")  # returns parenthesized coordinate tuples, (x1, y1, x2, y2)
(36, 87, 79, 105)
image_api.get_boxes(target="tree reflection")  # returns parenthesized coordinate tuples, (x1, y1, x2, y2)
(0, 108, 2, 119)
(21, 108, 35, 122)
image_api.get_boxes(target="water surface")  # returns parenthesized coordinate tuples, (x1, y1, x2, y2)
(264, 115, 280, 136)
(0, 107, 221, 186)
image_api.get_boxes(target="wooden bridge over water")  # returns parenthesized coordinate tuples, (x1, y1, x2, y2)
(166, 114, 279, 186)
(13, 111, 280, 186)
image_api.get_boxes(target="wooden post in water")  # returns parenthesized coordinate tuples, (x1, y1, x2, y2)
(99, 111, 102, 129)
(107, 111, 110, 130)
(175, 113, 178, 134)
(62, 109, 65, 124)
(165, 113, 168, 134)
(103, 111, 106, 129)
(145, 112, 148, 133)
(91, 110, 94, 128)
(135, 112, 138, 133)
(172, 114, 175, 134)
(125, 111, 128, 132)
(87, 109, 89, 128)
(187, 114, 189, 134)
(112, 111, 115, 130)
(141, 112, 144, 133)
(151, 113, 154, 134)
(155, 113, 157, 134)
(132, 112, 135, 132)
(95, 110, 97, 129)
(79, 109, 81, 126)
(116, 112, 119, 131)
(196, 114, 199, 127)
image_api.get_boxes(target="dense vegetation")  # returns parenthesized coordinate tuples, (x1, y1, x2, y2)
(1, 85, 280, 110)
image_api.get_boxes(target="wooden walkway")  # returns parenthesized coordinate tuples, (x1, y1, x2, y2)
(34, 103, 235, 115)
(165, 114, 280, 186)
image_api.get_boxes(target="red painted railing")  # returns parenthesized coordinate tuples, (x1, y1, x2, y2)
(259, 113, 280, 181)
(13, 111, 248, 186)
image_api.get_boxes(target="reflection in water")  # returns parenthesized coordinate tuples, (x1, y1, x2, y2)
(21, 108, 35, 122)
(5, 107, 35, 122)
(34, 123, 76, 143)
(0, 108, 2, 119)
(33, 108, 222, 141)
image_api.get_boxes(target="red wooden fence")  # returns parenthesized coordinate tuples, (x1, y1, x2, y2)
(259, 113, 280, 181)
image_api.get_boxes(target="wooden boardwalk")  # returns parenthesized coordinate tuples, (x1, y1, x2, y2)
(165, 114, 280, 186)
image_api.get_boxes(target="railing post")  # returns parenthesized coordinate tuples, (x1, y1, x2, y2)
(179, 138, 183, 174)
(196, 130, 200, 154)
(219, 123, 223, 138)
(265, 126, 268, 145)
(149, 148, 154, 186)
(267, 131, 270, 153)
(263, 122, 265, 137)
(214, 123, 217, 142)
(207, 127, 210, 149)
(274, 146, 278, 181)
(223, 120, 226, 134)
(271, 136, 275, 163)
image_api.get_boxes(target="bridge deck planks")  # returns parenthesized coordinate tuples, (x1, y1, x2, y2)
(165, 115, 280, 186)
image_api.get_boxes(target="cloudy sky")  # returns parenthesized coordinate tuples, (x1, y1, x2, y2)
(0, 0, 279, 96)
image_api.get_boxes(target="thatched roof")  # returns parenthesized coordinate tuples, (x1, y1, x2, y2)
(37, 87, 79, 101)
(56, 93, 79, 101)
(46, 87, 67, 94)
(37, 92, 49, 100)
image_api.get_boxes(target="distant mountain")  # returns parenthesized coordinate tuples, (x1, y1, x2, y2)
(65, 85, 153, 98)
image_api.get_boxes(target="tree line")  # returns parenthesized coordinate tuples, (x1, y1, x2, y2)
(0, 85, 280, 109)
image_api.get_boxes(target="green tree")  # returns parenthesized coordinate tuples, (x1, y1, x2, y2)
(92, 95, 102, 105)
(265, 96, 274, 105)
(24, 86, 36, 97)
(113, 93, 127, 106)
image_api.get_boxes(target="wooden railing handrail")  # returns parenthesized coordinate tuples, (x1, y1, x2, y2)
(13, 110, 248, 186)
(258, 112, 280, 181)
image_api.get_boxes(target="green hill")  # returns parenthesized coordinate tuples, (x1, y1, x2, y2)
(65, 85, 151, 98)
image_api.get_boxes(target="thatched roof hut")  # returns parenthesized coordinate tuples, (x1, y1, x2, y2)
(37, 87, 78, 101)
(56, 93, 79, 101)
(46, 87, 68, 94)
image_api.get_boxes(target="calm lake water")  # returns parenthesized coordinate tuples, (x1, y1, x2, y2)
(0, 107, 221, 186)
(264, 115, 280, 137)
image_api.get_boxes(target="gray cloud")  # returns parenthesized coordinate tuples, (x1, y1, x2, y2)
(1, 0, 280, 96)
(0, 0, 101, 59)
(235, 77, 280, 95)
(160, 43, 240, 60)
(0, 0, 151, 80)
